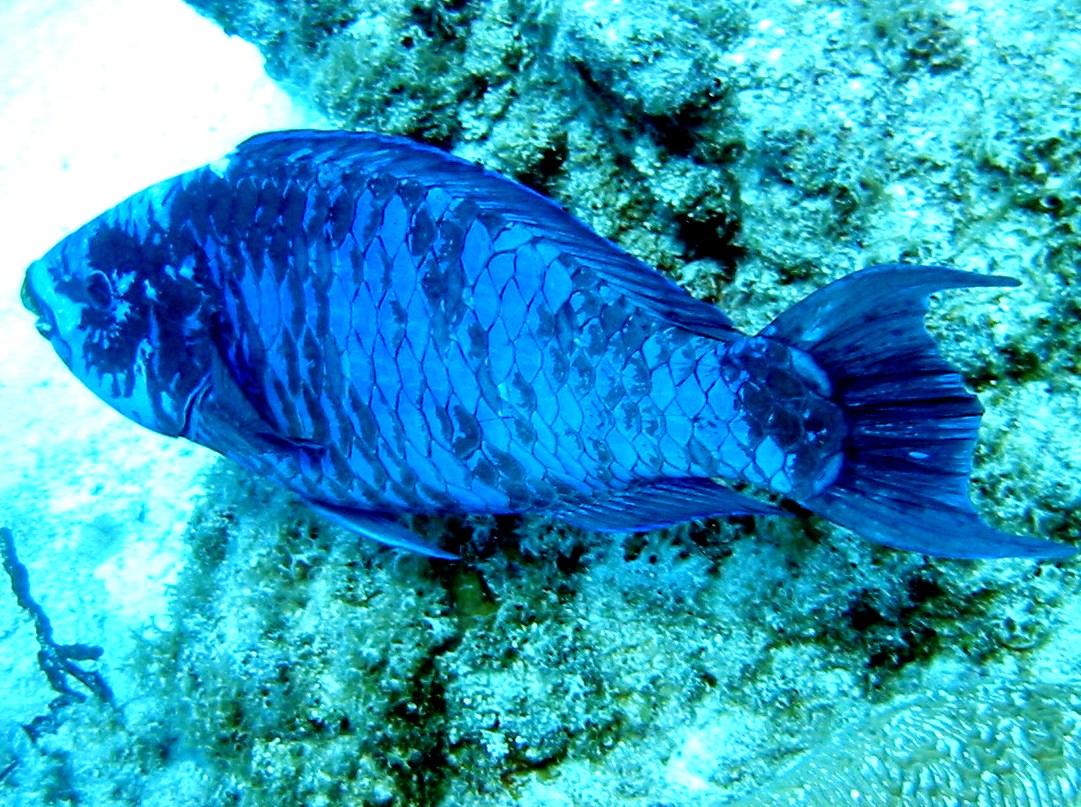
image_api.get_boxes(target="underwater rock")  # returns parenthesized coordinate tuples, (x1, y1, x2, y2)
(95, 481, 1081, 805)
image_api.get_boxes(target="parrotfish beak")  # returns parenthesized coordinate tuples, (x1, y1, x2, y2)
(22, 265, 72, 366)
(20, 272, 39, 317)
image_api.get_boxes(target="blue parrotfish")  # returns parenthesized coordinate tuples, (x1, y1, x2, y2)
(21, 130, 1074, 560)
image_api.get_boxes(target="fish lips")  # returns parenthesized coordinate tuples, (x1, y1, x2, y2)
(20, 271, 41, 317)
(22, 269, 73, 366)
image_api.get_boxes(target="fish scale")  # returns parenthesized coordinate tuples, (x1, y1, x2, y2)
(21, 130, 1076, 560)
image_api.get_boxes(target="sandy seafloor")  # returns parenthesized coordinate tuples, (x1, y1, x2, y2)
(0, 0, 317, 783)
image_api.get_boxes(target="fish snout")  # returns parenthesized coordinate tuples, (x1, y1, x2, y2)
(21, 270, 54, 339)
(22, 265, 73, 365)
(20, 271, 41, 318)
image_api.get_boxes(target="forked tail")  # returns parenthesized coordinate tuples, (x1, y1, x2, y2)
(762, 264, 1074, 560)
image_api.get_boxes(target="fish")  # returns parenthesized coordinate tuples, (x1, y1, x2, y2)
(20, 130, 1074, 561)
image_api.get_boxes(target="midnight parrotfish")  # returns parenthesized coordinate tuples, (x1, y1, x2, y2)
(21, 130, 1074, 561)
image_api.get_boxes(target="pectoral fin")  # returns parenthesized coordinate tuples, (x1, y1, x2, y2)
(184, 349, 331, 464)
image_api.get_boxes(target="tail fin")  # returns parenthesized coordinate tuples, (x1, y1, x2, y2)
(761, 264, 1074, 560)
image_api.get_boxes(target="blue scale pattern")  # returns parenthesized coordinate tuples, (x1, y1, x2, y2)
(299, 166, 730, 510)
(35, 132, 849, 526)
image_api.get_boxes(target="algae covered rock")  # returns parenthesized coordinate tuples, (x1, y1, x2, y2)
(146, 469, 459, 804)
(118, 475, 1081, 805)
(184, 0, 748, 277)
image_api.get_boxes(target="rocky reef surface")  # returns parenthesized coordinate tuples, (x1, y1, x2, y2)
(4, 0, 1080, 804)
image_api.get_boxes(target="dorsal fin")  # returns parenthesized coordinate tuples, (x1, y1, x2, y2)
(233, 130, 738, 341)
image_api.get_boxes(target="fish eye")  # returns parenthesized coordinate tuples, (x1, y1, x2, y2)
(86, 271, 114, 309)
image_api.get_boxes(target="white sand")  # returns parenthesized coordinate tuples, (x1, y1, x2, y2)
(0, 0, 320, 726)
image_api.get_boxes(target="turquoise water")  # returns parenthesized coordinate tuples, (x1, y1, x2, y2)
(2, 0, 1079, 804)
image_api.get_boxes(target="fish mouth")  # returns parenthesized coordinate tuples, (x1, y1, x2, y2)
(21, 270, 73, 365)
(20, 272, 40, 318)
(21, 271, 54, 340)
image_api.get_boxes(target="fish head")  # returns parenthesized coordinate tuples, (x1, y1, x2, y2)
(22, 196, 216, 438)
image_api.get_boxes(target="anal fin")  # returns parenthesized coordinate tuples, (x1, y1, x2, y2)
(553, 478, 781, 533)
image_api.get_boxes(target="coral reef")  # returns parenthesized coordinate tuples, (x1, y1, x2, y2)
(7, 468, 1080, 805)
(5, 0, 1080, 803)
(732, 680, 1081, 806)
